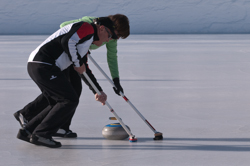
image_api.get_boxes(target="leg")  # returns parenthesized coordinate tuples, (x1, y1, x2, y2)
(14, 94, 49, 128)
(25, 105, 53, 133)
(60, 65, 82, 131)
(19, 94, 49, 121)
(14, 65, 79, 129)
(27, 63, 79, 147)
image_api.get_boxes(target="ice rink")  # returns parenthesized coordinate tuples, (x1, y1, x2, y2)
(1, 34, 250, 166)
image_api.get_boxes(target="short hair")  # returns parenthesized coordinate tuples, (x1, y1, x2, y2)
(108, 14, 130, 39)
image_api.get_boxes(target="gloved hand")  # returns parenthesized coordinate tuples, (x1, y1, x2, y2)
(113, 77, 124, 96)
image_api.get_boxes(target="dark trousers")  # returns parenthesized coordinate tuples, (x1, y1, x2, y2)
(25, 63, 81, 138)
(20, 65, 82, 131)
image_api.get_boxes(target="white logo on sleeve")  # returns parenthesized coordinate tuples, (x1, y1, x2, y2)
(50, 75, 57, 80)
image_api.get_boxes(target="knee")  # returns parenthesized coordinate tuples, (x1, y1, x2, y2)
(64, 95, 79, 109)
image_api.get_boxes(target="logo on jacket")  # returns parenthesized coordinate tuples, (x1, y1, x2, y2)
(50, 75, 57, 80)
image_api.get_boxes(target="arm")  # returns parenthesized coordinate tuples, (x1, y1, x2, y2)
(61, 22, 103, 93)
(106, 39, 119, 79)
(61, 22, 94, 68)
(81, 54, 103, 94)
(74, 64, 86, 74)
(106, 40, 124, 95)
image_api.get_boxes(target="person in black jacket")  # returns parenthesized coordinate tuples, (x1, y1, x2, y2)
(14, 15, 130, 139)
(15, 17, 118, 148)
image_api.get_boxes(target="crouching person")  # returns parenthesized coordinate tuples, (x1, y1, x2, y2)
(15, 17, 117, 148)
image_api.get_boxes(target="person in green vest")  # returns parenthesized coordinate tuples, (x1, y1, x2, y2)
(55, 14, 130, 137)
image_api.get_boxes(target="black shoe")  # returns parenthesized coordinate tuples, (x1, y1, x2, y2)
(14, 111, 28, 128)
(30, 134, 61, 148)
(52, 129, 77, 138)
(17, 128, 31, 143)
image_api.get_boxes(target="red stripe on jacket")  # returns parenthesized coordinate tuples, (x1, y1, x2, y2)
(77, 22, 94, 39)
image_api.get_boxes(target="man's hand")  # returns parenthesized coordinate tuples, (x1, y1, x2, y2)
(113, 77, 123, 96)
(74, 64, 86, 74)
(95, 91, 107, 105)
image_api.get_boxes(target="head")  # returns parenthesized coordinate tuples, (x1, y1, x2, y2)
(108, 14, 130, 39)
(92, 17, 118, 46)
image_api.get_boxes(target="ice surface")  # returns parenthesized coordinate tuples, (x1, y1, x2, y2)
(0, 34, 250, 166)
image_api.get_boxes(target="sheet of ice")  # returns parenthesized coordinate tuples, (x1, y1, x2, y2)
(0, 34, 250, 166)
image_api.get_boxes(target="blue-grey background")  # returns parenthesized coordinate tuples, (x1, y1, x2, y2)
(1, 0, 250, 34)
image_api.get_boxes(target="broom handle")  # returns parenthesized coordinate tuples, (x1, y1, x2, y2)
(81, 72, 135, 138)
(87, 54, 159, 134)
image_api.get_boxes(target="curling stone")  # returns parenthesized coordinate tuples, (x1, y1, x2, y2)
(102, 123, 130, 140)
